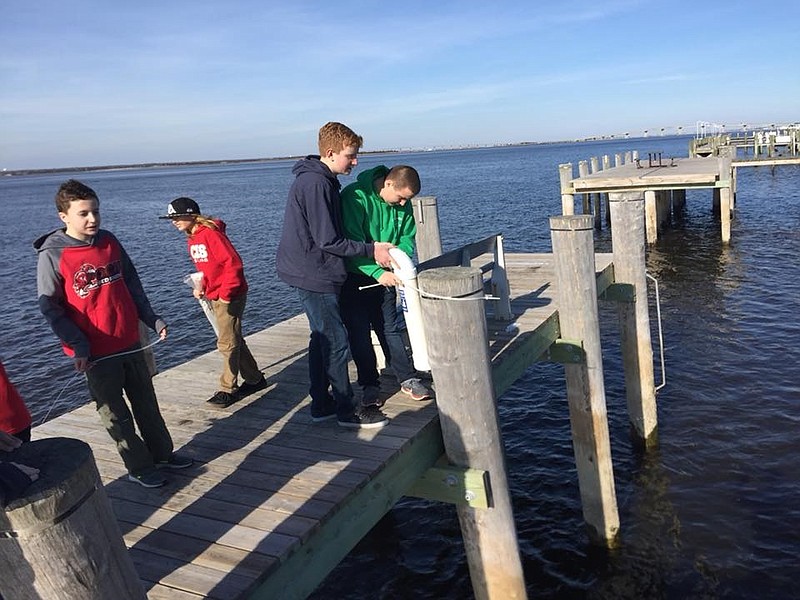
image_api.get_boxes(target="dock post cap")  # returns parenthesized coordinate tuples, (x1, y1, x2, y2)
(549, 215, 594, 231)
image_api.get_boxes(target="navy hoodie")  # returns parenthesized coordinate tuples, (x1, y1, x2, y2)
(276, 156, 374, 293)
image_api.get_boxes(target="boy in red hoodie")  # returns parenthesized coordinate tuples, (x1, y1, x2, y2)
(161, 197, 266, 408)
(35, 179, 192, 488)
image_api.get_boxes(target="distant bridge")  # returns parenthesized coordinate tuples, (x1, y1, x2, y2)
(578, 120, 799, 142)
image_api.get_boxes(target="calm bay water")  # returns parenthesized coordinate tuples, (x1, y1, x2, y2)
(2, 137, 798, 598)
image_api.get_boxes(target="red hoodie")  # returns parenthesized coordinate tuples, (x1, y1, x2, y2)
(34, 229, 165, 359)
(0, 361, 32, 435)
(188, 220, 248, 301)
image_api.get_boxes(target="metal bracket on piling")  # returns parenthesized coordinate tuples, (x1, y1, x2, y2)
(600, 282, 636, 303)
(546, 338, 586, 364)
(406, 462, 490, 509)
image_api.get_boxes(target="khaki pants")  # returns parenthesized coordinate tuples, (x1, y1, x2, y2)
(86, 348, 173, 475)
(211, 294, 261, 392)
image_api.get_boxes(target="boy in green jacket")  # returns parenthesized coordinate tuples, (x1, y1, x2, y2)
(340, 165, 433, 406)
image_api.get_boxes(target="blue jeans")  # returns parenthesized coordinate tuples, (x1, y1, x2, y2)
(296, 288, 356, 418)
(341, 273, 415, 391)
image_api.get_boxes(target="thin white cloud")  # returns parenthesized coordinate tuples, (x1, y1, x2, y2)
(622, 74, 698, 85)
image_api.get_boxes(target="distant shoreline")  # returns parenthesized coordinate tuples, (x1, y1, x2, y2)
(2, 136, 686, 177)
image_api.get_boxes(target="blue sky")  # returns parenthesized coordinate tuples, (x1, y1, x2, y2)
(2, 1, 798, 170)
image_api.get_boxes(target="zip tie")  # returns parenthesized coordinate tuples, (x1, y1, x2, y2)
(36, 336, 162, 426)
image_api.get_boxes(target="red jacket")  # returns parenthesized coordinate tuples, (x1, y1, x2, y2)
(0, 361, 31, 435)
(188, 220, 248, 301)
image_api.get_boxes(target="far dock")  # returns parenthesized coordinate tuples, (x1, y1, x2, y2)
(560, 125, 800, 246)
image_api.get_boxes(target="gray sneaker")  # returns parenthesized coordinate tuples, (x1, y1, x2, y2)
(400, 378, 432, 401)
(337, 406, 389, 429)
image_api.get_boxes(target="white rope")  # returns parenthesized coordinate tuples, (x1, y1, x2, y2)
(357, 279, 498, 301)
(404, 281, 500, 302)
(37, 371, 82, 426)
(36, 337, 162, 426)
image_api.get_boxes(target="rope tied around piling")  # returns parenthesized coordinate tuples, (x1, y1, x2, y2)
(358, 281, 499, 302)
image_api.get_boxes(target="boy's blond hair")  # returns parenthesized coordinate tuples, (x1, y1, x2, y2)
(55, 179, 99, 213)
(318, 122, 363, 155)
(193, 215, 218, 231)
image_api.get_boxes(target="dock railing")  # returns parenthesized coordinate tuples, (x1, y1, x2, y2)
(417, 233, 513, 321)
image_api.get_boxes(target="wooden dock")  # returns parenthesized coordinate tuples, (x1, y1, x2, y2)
(561, 154, 735, 243)
(31, 252, 614, 599)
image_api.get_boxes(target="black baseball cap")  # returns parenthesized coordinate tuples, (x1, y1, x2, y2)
(159, 197, 200, 219)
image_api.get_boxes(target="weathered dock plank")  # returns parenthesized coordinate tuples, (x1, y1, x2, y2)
(32, 252, 614, 599)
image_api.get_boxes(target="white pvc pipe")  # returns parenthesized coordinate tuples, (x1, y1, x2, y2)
(389, 248, 430, 371)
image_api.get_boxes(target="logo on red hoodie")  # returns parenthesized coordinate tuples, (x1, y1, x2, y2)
(73, 261, 123, 298)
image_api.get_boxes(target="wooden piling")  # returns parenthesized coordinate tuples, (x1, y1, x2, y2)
(418, 266, 527, 599)
(590, 156, 602, 229)
(720, 187, 731, 243)
(602, 155, 611, 224)
(672, 189, 686, 212)
(549, 215, 620, 546)
(411, 196, 443, 261)
(644, 190, 657, 243)
(717, 152, 733, 243)
(559, 163, 575, 215)
(656, 190, 670, 228)
(578, 160, 590, 215)
(0, 438, 146, 600)
(608, 193, 658, 444)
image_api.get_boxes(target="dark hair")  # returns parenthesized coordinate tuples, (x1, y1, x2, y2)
(386, 165, 421, 195)
(55, 179, 99, 213)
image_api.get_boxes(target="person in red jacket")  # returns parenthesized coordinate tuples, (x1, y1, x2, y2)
(161, 197, 267, 407)
(0, 360, 32, 443)
(35, 179, 192, 489)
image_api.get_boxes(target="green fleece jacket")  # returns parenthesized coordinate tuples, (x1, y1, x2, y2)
(341, 165, 416, 280)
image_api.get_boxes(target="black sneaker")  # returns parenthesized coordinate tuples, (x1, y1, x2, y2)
(155, 453, 193, 470)
(238, 374, 268, 397)
(128, 470, 166, 488)
(362, 385, 381, 407)
(311, 394, 337, 422)
(207, 390, 238, 407)
(311, 409, 337, 423)
(338, 406, 389, 430)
